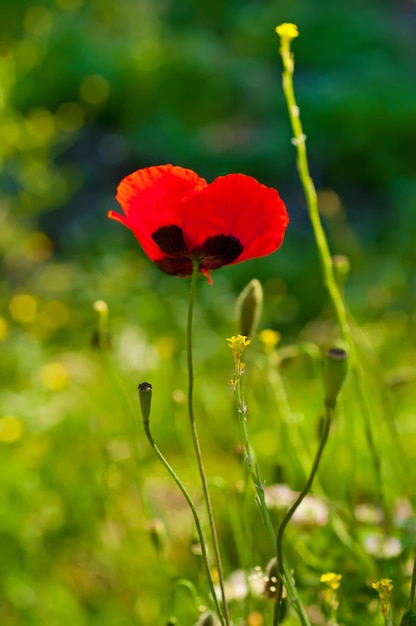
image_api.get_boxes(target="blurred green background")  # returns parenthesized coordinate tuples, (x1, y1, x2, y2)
(1, 1, 416, 624)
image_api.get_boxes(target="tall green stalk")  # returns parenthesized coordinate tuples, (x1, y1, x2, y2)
(227, 336, 312, 626)
(187, 261, 231, 626)
(276, 23, 384, 510)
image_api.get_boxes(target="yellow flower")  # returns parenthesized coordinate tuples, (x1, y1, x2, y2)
(226, 335, 251, 359)
(372, 578, 393, 594)
(275, 23, 299, 41)
(320, 572, 342, 590)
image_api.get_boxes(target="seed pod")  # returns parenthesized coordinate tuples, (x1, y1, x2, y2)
(138, 382, 152, 422)
(322, 347, 348, 409)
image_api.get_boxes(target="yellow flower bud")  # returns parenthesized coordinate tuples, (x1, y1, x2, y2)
(275, 23, 299, 41)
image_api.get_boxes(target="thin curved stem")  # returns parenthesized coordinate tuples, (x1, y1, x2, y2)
(142, 417, 224, 623)
(187, 261, 231, 626)
(273, 404, 333, 626)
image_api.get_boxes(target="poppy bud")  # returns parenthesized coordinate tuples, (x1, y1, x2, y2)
(236, 279, 263, 340)
(322, 348, 348, 408)
(400, 611, 416, 626)
(138, 382, 152, 422)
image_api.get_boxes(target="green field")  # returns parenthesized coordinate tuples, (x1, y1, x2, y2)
(1, 1, 416, 625)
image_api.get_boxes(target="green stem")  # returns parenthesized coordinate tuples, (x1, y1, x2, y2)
(187, 261, 231, 626)
(231, 351, 311, 626)
(273, 403, 333, 626)
(142, 416, 224, 623)
(278, 34, 384, 511)
(409, 556, 416, 612)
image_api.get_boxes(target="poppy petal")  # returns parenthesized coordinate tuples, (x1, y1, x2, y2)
(108, 164, 207, 261)
(181, 173, 289, 266)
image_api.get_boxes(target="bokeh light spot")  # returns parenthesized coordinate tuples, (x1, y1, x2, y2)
(247, 612, 264, 626)
(79, 74, 110, 105)
(40, 362, 69, 390)
(154, 336, 177, 360)
(27, 108, 55, 143)
(9, 294, 38, 323)
(1, 119, 22, 154)
(0, 316, 9, 341)
(0, 417, 25, 443)
(24, 232, 53, 263)
(38, 264, 73, 293)
(56, 102, 85, 132)
(15, 40, 39, 70)
(39, 301, 70, 329)
(317, 189, 342, 217)
(24, 6, 53, 36)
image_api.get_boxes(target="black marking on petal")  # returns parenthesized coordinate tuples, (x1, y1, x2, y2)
(192, 234, 243, 271)
(154, 256, 194, 277)
(152, 225, 189, 257)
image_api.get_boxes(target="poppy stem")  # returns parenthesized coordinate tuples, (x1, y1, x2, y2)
(273, 403, 333, 626)
(187, 260, 231, 626)
(142, 415, 223, 621)
(277, 26, 386, 520)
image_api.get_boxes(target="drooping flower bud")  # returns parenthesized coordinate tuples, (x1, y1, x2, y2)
(236, 279, 263, 340)
(138, 382, 152, 422)
(322, 348, 348, 408)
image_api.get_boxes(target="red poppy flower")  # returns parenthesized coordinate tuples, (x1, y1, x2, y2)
(108, 164, 289, 282)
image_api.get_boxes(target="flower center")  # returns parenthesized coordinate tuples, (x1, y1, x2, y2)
(192, 234, 243, 269)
